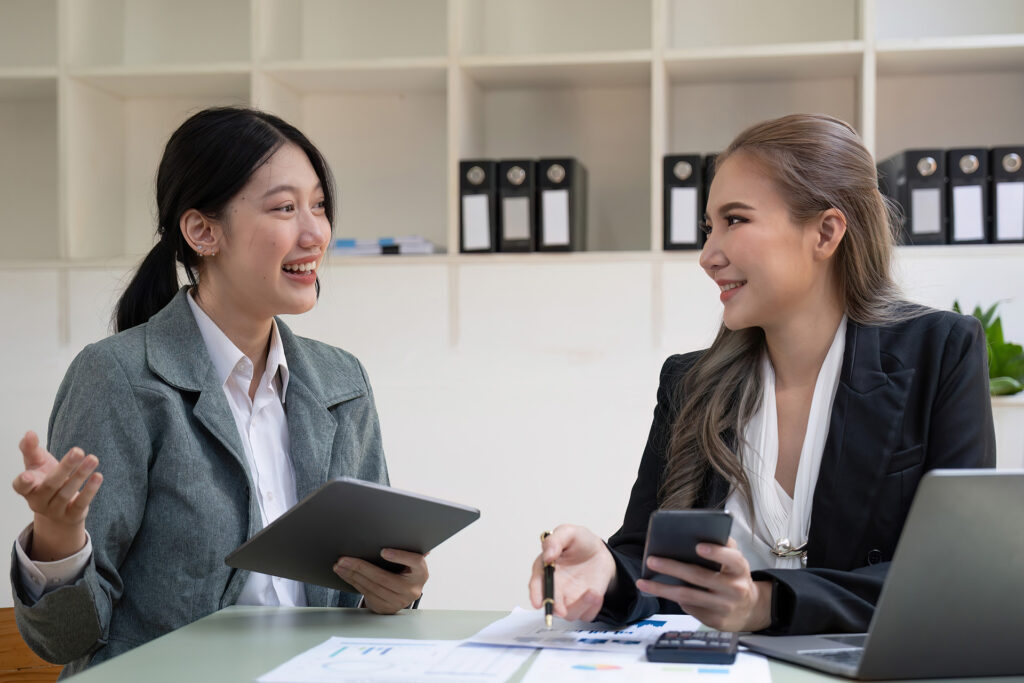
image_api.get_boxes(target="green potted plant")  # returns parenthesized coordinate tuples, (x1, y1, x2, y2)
(953, 301, 1024, 396)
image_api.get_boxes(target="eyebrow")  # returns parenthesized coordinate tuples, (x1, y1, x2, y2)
(261, 182, 323, 199)
(704, 201, 756, 221)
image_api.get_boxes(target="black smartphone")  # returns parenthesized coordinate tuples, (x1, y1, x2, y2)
(640, 510, 733, 589)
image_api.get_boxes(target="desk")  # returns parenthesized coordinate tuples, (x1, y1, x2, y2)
(68, 607, 1022, 682)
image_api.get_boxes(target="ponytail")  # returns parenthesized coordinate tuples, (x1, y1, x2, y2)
(114, 236, 192, 333)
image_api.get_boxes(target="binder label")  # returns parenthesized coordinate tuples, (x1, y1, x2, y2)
(462, 194, 492, 250)
(670, 187, 698, 245)
(502, 197, 531, 241)
(952, 185, 985, 242)
(910, 188, 941, 235)
(996, 182, 1024, 240)
(542, 189, 571, 246)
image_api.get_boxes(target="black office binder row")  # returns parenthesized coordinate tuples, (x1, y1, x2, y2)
(663, 153, 718, 250)
(459, 158, 587, 253)
(878, 146, 1024, 245)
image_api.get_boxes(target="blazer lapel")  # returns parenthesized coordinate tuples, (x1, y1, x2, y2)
(809, 320, 914, 569)
(145, 288, 254, 493)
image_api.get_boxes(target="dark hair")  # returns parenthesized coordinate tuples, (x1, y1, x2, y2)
(114, 107, 335, 332)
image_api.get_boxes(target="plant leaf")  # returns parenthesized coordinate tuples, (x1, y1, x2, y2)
(990, 376, 1024, 396)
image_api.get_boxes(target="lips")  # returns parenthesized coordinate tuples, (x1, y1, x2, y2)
(717, 280, 746, 303)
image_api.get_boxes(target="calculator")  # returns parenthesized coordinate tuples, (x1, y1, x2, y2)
(646, 630, 739, 664)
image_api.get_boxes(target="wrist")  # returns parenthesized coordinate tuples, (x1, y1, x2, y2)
(748, 580, 774, 632)
(30, 515, 87, 562)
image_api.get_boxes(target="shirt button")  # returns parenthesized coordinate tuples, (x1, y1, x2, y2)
(867, 549, 883, 565)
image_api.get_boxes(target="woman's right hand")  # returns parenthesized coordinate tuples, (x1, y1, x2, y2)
(528, 524, 617, 622)
(12, 431, 103, 562)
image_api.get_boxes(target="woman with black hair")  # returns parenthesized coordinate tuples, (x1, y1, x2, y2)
(10, 107, 427, 676)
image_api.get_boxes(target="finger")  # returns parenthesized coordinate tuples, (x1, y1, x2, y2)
(336, 557, 410, 595)
(646, 555, 721, 591)
(696, 543, 748, 576)
(528, 555, 544, 608)
(337, 563, 408, 607)
(12, 468, 44, 497)
(636, 578, 729, 613)
(35, 448, 85, 503)
(66, 472, 103, 518)
(53, 454, 99, 508)
(344, 573, 403, 613)
(563, 589, 602, 622)
(578, 590, 605, 623)
(19, 431, 52, 470)
(379, 547, 425, 570)
(543, 524, 581, 564)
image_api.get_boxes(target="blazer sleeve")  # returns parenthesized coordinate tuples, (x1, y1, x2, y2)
(11, 343, 150, 664)
(597, 354, 696, 625)
(752, 314, 996, 635)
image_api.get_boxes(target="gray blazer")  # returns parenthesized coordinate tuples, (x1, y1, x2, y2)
(10, 288, 388, 676)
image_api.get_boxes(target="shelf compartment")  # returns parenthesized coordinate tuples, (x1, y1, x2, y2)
(458, 70, 652, 251)
(666, 76, 860, 155)
(665, 41, 864, 83)
(0, 72, 59, 99)
(0, 81, 58, 260)
(0, 0, 57, 68)
(64, 76, 251, 260)
(256, 72, 449, 250)
(876, 0, 1024, 41)
(259, 0, 448, 63)
(666, 0, 859, 50)
(262, 59, 449, 93)
(458, 0, 651, 56)
(460, 52, 651, 88)
(877, 35, 1024, 75)
(66, 0, 251, 67)
(876, 70, 1024, 159)
(68, 67, 252, 98)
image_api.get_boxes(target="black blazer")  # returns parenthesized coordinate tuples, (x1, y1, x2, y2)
(600, 310, 995, 634)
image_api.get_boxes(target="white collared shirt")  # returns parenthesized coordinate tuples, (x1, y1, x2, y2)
(16, 292, 306, 607)
(727, 316, 848, 571)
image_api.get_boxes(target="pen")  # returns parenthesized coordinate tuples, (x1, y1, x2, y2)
(541, 531, 554, 629)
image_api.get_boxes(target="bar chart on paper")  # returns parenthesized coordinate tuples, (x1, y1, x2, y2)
(256, 637, 532, 683)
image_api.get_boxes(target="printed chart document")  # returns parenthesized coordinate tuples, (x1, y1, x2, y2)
(521, 648, 772, 683)
(255, 637, 532, 683)
(467, 607, 702, 654)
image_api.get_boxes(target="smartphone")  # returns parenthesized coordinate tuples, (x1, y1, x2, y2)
(640, 510, 733, 589)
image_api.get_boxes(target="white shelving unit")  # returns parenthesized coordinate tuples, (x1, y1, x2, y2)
(1, 0, 1023, 262)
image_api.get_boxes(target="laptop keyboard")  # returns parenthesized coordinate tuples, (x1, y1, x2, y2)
(800, 648, 863, 667)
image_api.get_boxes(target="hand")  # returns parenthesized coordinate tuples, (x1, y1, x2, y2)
(334, 548, 428, 614)
(635, 537, 772, 632)
(528, 524, 617, 622)
(12, 431, 103, 562)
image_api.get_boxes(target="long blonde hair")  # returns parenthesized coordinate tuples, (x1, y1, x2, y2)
(659, 113, 915, 512)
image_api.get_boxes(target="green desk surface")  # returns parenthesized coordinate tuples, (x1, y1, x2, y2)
(68, 607, 1023, 682)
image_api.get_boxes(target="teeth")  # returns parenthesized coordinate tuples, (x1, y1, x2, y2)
(283, 262, 316, 273)
(720, 281, 746, 292)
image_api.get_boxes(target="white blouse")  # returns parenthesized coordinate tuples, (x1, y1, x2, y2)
(726, 316, 847, 571)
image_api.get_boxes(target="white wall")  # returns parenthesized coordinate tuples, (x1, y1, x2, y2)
(2, 248, 1023, 610)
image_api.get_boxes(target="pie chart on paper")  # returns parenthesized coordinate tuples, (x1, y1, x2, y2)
(571, 663, 623, 671)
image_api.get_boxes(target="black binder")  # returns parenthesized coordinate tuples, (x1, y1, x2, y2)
(701, 153, 718, 246)
(878, 149, 947, 245)
(990, 146, 1024, 244)
(459, 160, 498, 253)
(537, 157, 587, 252)
(663, 154, 704, 250)
(946, 148, 989, 244)
(497, 159, 536, 252)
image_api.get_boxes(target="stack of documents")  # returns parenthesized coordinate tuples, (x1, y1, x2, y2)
(332, 236, 439, 256)
(255, 608, 772, 683)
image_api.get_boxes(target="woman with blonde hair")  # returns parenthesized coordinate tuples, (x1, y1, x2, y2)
(528, 113, 994, 634)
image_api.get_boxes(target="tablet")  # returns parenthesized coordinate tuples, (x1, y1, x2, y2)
(225, 477, 480, 593)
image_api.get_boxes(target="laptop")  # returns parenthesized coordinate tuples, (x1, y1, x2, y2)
(741, 470, 1024, 680)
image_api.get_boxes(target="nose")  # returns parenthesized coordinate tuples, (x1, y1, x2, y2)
(298, 207, 331, 250)
(698, 228, 727, 276)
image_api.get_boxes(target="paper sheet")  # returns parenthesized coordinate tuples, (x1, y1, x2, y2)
(520, 648, 772, 682)
(467, 607, 702, 654)
(255, 637, 532, 683)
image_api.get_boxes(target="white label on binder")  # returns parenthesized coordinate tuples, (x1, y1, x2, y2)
(996, 182, 1024, 240)
(542, 189, 570, 246)
(462, 194, 491, 250)
(911, 187, 941, 235)
(502, 196, 531, 241)
(952, 184, 984, 241)
(670, 187, 698, 244)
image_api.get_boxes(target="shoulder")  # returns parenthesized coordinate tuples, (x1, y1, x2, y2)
(871, 307, 983, 361)
(280, 327, 371, 400)
(65, 325, 149, 385)
(660, 350, 705, 385)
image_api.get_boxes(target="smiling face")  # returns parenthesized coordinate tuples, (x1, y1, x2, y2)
(699, 152, 838, 334)
(196, 142, 332, 323)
